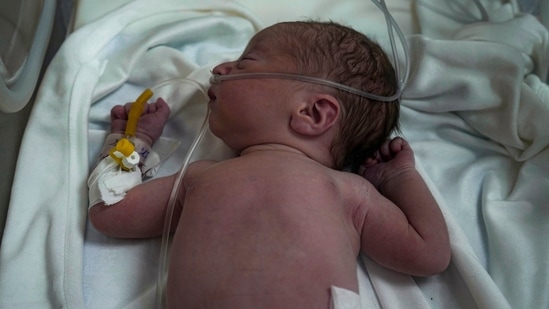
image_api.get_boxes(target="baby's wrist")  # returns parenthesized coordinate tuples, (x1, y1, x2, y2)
(378, 167, 419, 196)
(110, 130, 155, 146)
(98, 133, 152, 167)
(134, 132, 154, 147)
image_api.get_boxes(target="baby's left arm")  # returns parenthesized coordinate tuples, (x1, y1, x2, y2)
(358, 137, 451, 276)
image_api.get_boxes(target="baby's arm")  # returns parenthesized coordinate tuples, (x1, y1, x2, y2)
(89, 174, 181, 238)
(359, 137, 450, 276)
(89, 98, 177, 238)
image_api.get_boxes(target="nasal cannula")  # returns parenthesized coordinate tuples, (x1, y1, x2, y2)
(150, 0, 413, 307)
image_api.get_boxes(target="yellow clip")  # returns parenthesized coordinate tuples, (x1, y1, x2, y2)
(125, 88, 153, 138)
(109, 88, 153, 170)
(109, 138, 136, 171)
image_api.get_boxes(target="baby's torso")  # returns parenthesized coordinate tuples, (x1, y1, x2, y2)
(167, 152, 363, 309)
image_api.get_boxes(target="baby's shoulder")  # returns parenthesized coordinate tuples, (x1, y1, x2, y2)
(330, 169, 371, 188)
(331, 170, 393, 232)
(329, 169, 384, 207)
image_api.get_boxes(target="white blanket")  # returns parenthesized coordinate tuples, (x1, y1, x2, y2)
(1, 0, 548, 308)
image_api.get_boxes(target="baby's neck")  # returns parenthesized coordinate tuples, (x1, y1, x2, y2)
(239, 144, 334, 168)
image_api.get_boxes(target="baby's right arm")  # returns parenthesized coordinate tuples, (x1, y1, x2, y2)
(88, 159, 217, 239)
(89, 174, 181, 238)
(358, 138, 451, 276)
(88, 97, 177, 238)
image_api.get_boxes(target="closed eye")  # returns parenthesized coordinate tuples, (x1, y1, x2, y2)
(236, 56, 255, 69)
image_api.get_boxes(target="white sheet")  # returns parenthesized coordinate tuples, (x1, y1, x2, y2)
(1, 0, 548, 308)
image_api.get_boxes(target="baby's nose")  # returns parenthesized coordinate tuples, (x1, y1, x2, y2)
(212, 61, 235, 75)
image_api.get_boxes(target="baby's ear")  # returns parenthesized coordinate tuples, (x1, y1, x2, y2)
(290, 93, 340, 136)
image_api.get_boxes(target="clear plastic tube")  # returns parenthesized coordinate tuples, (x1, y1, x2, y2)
(210, 0, 410, 103)
(371, 0, 411, 87)
(210, 72, 403, 101)
(149, 78, 210, 309)
(415, 0, 489, 23)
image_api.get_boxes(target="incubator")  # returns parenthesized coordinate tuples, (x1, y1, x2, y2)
(5, 0, 546, 307)
(0, 0, 56, 113)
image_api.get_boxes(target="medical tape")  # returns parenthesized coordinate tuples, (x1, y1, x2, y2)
(88, 156, 142, 208)
(88, 133, 162, 208)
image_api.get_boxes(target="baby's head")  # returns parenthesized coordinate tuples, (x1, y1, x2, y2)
(266, 21, 400, 172)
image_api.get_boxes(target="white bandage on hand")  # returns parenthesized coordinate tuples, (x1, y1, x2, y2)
(88, 156, 142, 207)
(88, 133, 180, 208)
(88, 133, 161, 208)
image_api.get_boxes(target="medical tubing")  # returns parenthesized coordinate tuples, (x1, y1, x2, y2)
(126, 88, 153, 137)
(156, 109, 209, 309)
(211, 72, 402, 101)
(149, 77, 209, 309)
(371, 0, 410, 88)
(372, 0, 400, 80)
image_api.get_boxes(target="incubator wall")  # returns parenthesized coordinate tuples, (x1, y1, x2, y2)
(0, 0, 58, 241)
(0, 0, 55, 113)
(0, 1, 41, 85)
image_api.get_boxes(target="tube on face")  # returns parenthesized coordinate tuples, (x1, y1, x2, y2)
(210, 72, 403, 102)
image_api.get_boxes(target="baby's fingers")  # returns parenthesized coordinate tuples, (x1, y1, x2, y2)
(116, 97, 169, 116)
(378, 139, 393, 161)
(150, 98, 170, 118)
(378, 137, 407, 161)
(389, 137, 406, 153)
(363, 156, 378, 167)
(110, 104, 129, 121)
(390, 138, 415, 157)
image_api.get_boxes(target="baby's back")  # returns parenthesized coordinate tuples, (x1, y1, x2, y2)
(167, 150, 362, 308)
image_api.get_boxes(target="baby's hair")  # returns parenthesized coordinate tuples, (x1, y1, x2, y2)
(270, 21, 400, 172)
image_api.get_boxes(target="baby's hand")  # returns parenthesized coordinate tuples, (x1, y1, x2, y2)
(359, 137, 416, 191)
(110, 97, 170, 146)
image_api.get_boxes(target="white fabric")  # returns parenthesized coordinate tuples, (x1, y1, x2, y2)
(1, 0, 548, 309)
(331, 286, 361, 309)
